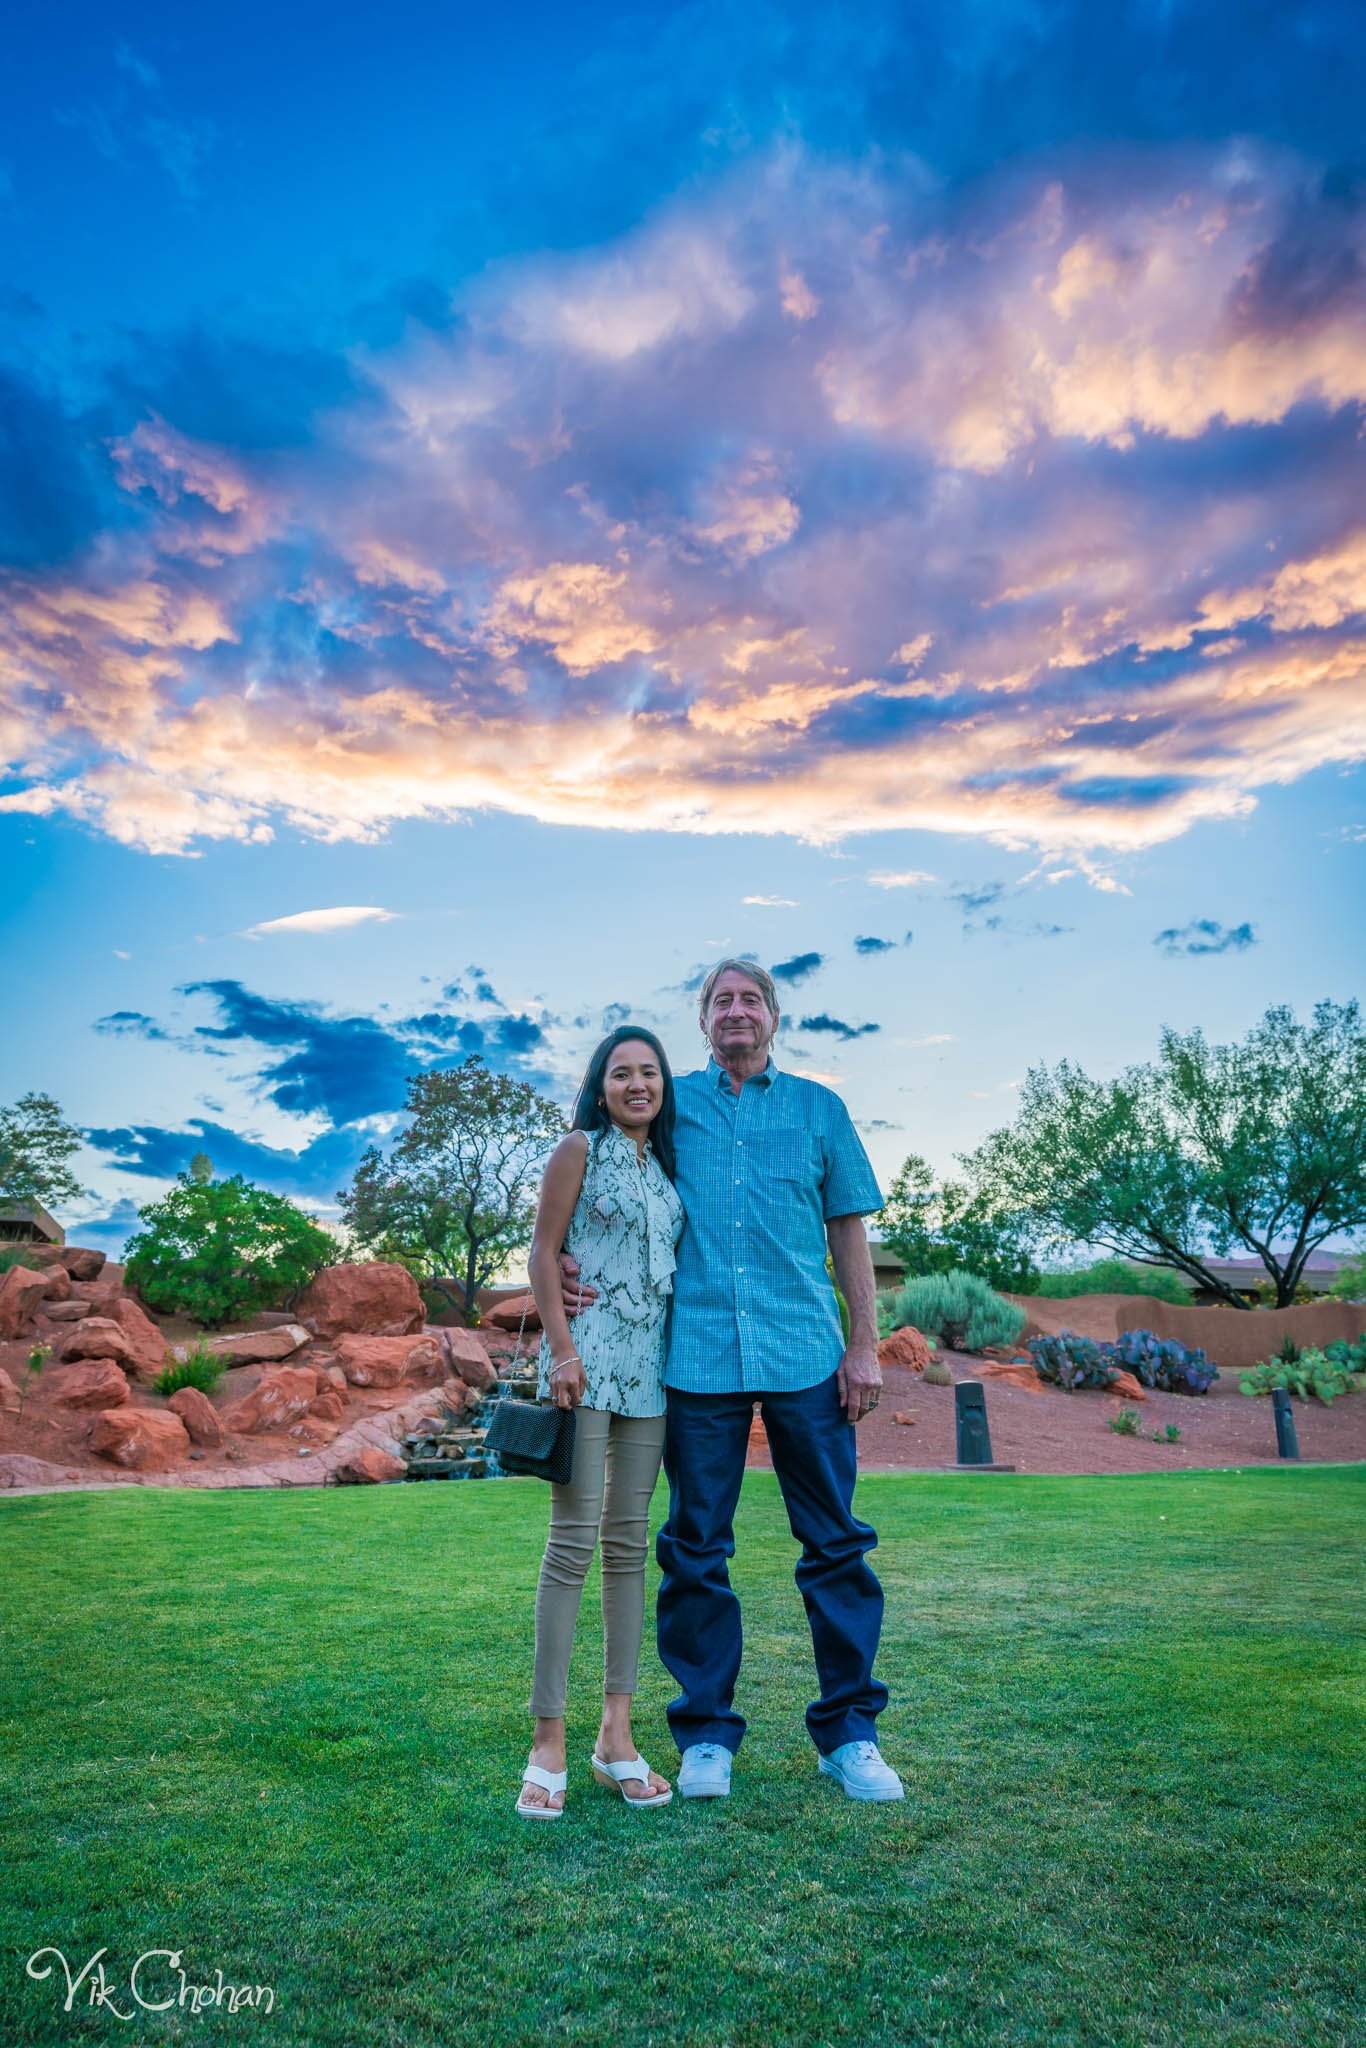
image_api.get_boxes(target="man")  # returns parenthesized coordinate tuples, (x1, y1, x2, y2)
(562, 959, 902, 1802)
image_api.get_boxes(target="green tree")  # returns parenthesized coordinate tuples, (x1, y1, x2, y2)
(1329, 1248, 1366, 1303)
(0, 1092, 90, 1212)
(338, 1056, 566, 1324)
(878, 1152, 1041, 1293)
(968, 1001, 1366, 1309)
(123, 1172, 336, 1328)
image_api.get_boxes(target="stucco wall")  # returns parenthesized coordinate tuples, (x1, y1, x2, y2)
(1005, 1290, 1366, 1370)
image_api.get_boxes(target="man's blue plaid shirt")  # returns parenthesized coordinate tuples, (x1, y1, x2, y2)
(664, 1055, 883, 1394)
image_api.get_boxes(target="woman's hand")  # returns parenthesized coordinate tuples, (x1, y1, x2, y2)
(549, 1354, 587, 1409)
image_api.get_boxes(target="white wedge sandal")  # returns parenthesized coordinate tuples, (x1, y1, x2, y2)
(589, 1752, 673, 1808)
(516, 1760, 568, 1820)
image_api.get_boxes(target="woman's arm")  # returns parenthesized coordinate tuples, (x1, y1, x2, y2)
(528, 1132, 591, 1405)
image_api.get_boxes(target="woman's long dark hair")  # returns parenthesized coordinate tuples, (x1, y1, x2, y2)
(571, 1026, 677, 1182)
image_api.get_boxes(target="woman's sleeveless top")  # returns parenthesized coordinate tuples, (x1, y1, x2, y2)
(536, 1123, 686, 1417)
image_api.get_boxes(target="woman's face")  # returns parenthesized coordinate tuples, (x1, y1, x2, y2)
(601, 1039, 665, 1134)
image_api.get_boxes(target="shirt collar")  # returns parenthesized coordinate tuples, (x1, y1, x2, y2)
(603, 1121, 651, 1155)
(706, 1054, 776, 1091)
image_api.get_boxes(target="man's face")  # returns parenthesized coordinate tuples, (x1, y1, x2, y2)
(703, 969, 779, 1058)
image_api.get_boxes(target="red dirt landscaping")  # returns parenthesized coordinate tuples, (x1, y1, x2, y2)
(748, 1347, 1366, 1476)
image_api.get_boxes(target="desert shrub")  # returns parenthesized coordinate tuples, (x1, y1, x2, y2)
(1107, 1408, 1140, 1435)
(1037, 1258, 1194, 1305)
(124, 1171, 336, 1329)
(1324, 1335, 1366, 1376)
(0, 1246, 46, 1276)
(150, 1342, 227, 1398)
(923, 1356, 952, 1386)
(889, 1271, 1024, 1354)
(1254, 1278, 1314, 1307)
(1240, 1348, 1365, 1404)
(1029, 1331, 1119, 1391)
(1112, 1329, 1218, 1395)
(1329, 1250, 1366, 1303)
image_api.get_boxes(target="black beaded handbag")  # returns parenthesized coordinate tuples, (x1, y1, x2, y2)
(482, 1285, 576, 1484)
(484, 1393, 575, 1484)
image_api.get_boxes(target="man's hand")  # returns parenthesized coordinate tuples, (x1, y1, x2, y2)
(837, 1341, 882, 1425)
(557, 1250, 599, 1317)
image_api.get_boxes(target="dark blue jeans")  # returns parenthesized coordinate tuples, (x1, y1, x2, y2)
(655, 1371, 888, 1757)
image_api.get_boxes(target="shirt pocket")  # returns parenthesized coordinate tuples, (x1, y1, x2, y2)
(753, 1129, 819, 1184)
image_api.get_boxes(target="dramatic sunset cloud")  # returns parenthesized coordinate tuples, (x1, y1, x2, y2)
(2, 142, 1363, 868)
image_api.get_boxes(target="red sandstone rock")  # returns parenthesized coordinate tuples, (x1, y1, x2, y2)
(335, 1334, 441, 1389)
(37, 1264, 73, 1304)
(437, 1326, 498, 1391)
(306, 1389, 347, 1423)
(39, 1299, 92, 1323)
(483, 1292, 542, 1334)
(219, 1364, 320, 1434)
(57, 1247, 107, 1281)
(973, 1360, 1048, 1393)
(0, 1367, 19, 1415)
(58, 1318, 135, 1368)
(104, 1297, 166, 1378)
(1108, 1369, 1148, 1402)
(89, 1405, 191, 1470)
(294, 1262, 424, 1340)
(316, 1362, 349, 1398)
(332, 1447, 406, 1484)
(47, 1360, 131, 1410)
(168, 1386, 223, 1446)
(169, 1324, 308, 1369)
(892, 1411, 916, 1426)
(0, 1264, 52, 1340)
(877, 1325, 932, 1373)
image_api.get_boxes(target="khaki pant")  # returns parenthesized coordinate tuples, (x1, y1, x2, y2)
(528, 1407, 666, 1717)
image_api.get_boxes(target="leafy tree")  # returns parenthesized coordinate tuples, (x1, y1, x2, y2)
(123, 1172, 337, 1328)
(338, 1056, 566, 1324)
(1037, 1258, 1194, 1304)
(878, 1152, 1041, 1293)
(1329, 1248, 1366, 1303)
(968, 1001, 1366, 1308)
(0, 1092, 90, 1212)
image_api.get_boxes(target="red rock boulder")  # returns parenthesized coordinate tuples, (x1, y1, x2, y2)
(1108, 1370, 1148, 1403)
(219, 1364, 320, 1435)
(104, 1297, 166, 1378)
(57, 1247, 107, 1281)
(973, 1359, 1048, 1393)
(437, 1326, 498, 1391)
(294, 1262, 425, 1340)
(483, 1292, 542, 1334)
(335, 1333, 441, 1389)
(0, 1367, 20, 1416)
(877, 1325, 932, 1373)
(37, 1264, 73, 1304)
(168, 1386, 223, 1447)
(58, 1318, 135, 1368)
(168, 1324, 308, 1369)
(0, 1263, 52, 1339)
(306, 1389, 347, 1423)
(47, 1360, 131, 1410)
(37, 1299, 93, 1323)
(89, 1406, 191, 1470)
(332, 1447, 406, 1484)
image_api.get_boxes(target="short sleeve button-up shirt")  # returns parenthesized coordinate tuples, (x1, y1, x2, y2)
(665, 1055, 884, 1394)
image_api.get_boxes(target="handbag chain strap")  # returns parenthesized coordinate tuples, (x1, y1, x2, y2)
(513, 1127, 596, 1393)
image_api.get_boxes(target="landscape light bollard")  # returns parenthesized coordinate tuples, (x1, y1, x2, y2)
(955, 1383, 994, 1466)
(1271, 1386, 1300, 1461)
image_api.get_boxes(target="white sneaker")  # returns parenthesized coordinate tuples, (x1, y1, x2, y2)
(817, 1739, 904, 1802)
(678, 1742, 733, 1798)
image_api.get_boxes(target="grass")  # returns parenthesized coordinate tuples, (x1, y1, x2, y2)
(1, 1466, 1363, 2048)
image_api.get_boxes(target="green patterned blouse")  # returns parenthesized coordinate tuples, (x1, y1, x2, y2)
(537, 1122, 686, 1417)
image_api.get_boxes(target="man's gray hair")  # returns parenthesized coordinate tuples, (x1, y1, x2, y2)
(697, 957, 781, 1024)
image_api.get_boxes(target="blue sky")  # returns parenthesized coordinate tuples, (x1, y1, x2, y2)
(2, 1, 1363, 1256)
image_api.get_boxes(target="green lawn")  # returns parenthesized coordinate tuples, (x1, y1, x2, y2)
(1, 1467, 1363, 2048)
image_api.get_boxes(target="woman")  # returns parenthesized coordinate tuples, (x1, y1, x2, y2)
(515, 1026, 685, 1819)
